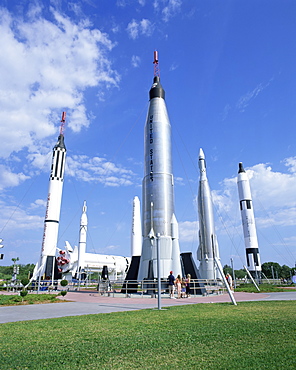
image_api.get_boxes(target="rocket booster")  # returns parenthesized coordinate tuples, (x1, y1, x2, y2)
(39, 112, 67, 279)
(237, 162, 261, 277)
(197, 148, 220, 280)
(77, 200, 87, 274)
(138, 54, 182, 280)
(131, 196, 142, 257)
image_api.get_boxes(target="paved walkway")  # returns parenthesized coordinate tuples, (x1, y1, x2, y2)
(1, 291, 296, 324)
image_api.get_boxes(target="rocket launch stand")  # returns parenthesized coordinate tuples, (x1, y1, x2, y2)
(214, 257, 237, 305)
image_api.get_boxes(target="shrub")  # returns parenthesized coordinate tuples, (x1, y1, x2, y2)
(60, 290, 67, 297)
(60, 280, 68, 287)
(20, 290, 28, 298)
(21, 278, 29, 287)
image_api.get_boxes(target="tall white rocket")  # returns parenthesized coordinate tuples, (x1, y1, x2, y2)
(131, 196, 142, 257)
(237, 162, 262, 278)
(38, 112, 67, 279)
(138, 51, 182, 280)
(197, 148, 221, 280)
(77, 200, 87, 275)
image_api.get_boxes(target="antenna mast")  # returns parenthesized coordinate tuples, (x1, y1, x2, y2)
(153, 50, 160, 77)
(60, 111, 66, 135)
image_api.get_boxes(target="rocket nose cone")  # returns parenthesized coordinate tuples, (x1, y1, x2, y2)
(238, 162, 245, 173)
(199, 148, 205, 160)
(149, 76, 165, 100)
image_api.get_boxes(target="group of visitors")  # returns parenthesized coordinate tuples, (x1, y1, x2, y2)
(168, 271, 191, 299)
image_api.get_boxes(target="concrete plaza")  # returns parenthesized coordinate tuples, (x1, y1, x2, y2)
(1, 290, 296, 324)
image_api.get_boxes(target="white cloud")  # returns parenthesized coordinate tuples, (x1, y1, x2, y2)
(126, 18, 153, 39)
(284, 156, 296, 174)
(0, 6, 118, 159)
(126, 19, 139, 39)
(0, 200, 43, 231)
(236, 80, 271, 112)
(169, 62, 178, 71)
(179, 220, 198, 243)
(140, 19, 153, 36)
(30, 199, 47, 209)
(0, 165, 29, 190)
(66, 155, 136, 187)
(131, 55, 141, 68)
(162, 0, 182, 22)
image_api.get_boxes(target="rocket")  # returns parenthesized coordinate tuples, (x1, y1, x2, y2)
(131, 196, 142, 257)
(77, 200, 87, 277)
(197, 148, 221, 280)
(237, 162, 262, 278)
(37, 112, 67, 280)
(138, 51, 182, 280)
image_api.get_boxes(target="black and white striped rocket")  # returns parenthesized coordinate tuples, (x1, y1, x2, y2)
(37, 112, 67, 280)
(197, 148, 221, 280)
(138, 52, 182, 280)
(237, 162, 262, 278)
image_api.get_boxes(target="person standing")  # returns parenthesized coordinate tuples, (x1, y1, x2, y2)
(175, 274, 182, 299)
(168, 271, 176, 299)
(226, 273, 233, 290)
(185, 273, 191, 298)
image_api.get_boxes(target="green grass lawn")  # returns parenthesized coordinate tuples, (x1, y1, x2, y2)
(235, 283, 296, 293)
(0, 293, 60, 306)
(0, 301, 295, 369)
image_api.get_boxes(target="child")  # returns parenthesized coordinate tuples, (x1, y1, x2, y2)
(181, 278, 186, 298)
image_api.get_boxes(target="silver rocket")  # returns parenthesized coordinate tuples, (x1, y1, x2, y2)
(38, 112, 67, 280)
(131, 196, 142, 257)
(197, 148, 221, 280)
(237, 162, 262, 278)
(77, 200, 87, 277)
(138, 52, 182, 280)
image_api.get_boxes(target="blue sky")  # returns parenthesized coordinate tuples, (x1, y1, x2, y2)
(0, 0, 295, 270)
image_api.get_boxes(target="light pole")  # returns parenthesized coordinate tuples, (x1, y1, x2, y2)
(230, 258, 236, 289)
(156, 233, 161, 310)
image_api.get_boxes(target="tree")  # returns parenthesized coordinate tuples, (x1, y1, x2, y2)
(280, 265, 292, 280)
(223, 265, 232, 276)
(261, 262, 281, 279)
(20, 290, 28, 303)
(234, 269, 246, 279)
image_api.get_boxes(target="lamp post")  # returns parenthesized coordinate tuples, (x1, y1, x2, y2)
(156, 233, 161, 310)
(230, 258, 236, 289)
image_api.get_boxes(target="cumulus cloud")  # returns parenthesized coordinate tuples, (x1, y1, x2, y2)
(0, 165, 29, 191)
(30, 199, 47, 209)
(126, 18, 153, 39)
(0, 6, 118, 159)
(66, 155, 136, 187)
(284, 156, 296, 174)
(0, 200, 43, 231)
